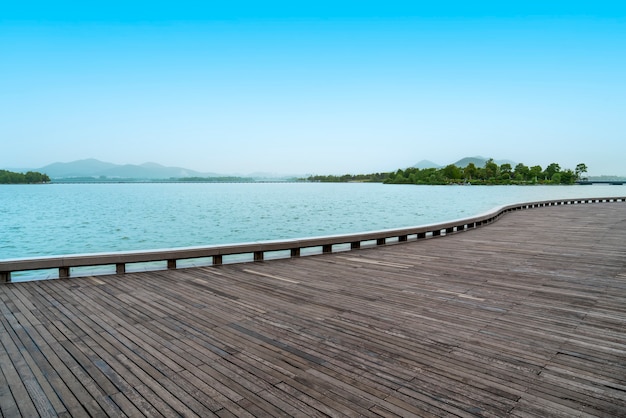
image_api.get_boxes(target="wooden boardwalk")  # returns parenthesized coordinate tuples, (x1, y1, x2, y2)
(1, 202, 625, 417)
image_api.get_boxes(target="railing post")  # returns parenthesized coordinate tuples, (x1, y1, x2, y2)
(167, 259, 177, 270)
(1, 272, 10, 283)
(322, 244, 332, 253)
(376, 238, 385, 246)
(399, 235, 408, 242)
(254, 251, 264, 262)
(116, 263, 126, 275)
(290, 248, 300, 257)
(351, 242, 360, 249)
(59, 267, 70, 279)
(213, 255, 223, 266)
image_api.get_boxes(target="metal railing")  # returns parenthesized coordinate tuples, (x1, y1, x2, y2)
(2, 197, 624, 283)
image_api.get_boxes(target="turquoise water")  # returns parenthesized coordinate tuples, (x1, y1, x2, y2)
(1, 182, 623, 261)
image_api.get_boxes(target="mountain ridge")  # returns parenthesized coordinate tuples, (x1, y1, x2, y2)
(413, 160, 441, 169)
(452, 156, 516, 168)
(39, 159, 221, 179)
(412, 156, 517, 170)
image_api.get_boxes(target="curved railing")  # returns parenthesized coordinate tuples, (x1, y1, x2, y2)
(2, 196, 625, 283)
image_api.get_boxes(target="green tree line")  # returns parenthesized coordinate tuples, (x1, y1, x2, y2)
(303, 173, 390, 183)
(304, 160, 588, 185)
(385, 160, 588, 185)
(0, 170, 50, 184)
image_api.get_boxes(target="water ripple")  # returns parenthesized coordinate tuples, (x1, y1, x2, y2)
(0, 182, 621, 259)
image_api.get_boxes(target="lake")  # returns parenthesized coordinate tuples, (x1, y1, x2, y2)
(2, 182, 623, 264)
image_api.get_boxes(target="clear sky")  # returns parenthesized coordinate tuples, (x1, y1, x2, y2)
(2, 1, 625, 176)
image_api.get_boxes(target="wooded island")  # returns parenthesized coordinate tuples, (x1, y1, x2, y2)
(305, 160, 589, 185)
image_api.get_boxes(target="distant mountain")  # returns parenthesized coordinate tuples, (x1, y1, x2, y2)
(413, 160, 441, 169)
(41, 158, 118, 177)
(452, 156, 488, 168)
(39, 159, 221, 180)
(411, 157, 517, 170)
(451, 156, 516, 168)
(494, 158, 516, 167)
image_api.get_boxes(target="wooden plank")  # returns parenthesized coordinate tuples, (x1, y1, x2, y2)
(1, 286, 100, 416)
(1, 203, 625, 416)
(0, 322, 38, 417)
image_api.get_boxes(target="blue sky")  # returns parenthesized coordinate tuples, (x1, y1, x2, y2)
(2, 2, 625, 176)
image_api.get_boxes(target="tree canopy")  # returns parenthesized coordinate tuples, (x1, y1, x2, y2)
(0, 170, 50, 184)
(384, 159, 587, 185)
(303, 173, 390, 183)
(303, 159, 588, 185)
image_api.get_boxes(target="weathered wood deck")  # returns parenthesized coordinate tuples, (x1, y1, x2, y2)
(1, 202, 625, 417)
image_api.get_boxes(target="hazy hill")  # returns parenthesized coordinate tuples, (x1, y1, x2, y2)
(452, 156, 487, 168)
(413, 160, 441, 169)
(39, 159, 220, 179)
(41, 159, 118, 177)
(412, 157, 517, 170)
(451, 156, 516, 168)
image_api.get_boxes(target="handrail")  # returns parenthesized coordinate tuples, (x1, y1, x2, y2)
(2, 196, 625, 283)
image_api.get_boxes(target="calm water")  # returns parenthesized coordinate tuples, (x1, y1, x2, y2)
(1, 183, 623, 263)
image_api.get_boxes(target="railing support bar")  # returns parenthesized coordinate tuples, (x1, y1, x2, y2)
(116, 263, 125, 275)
